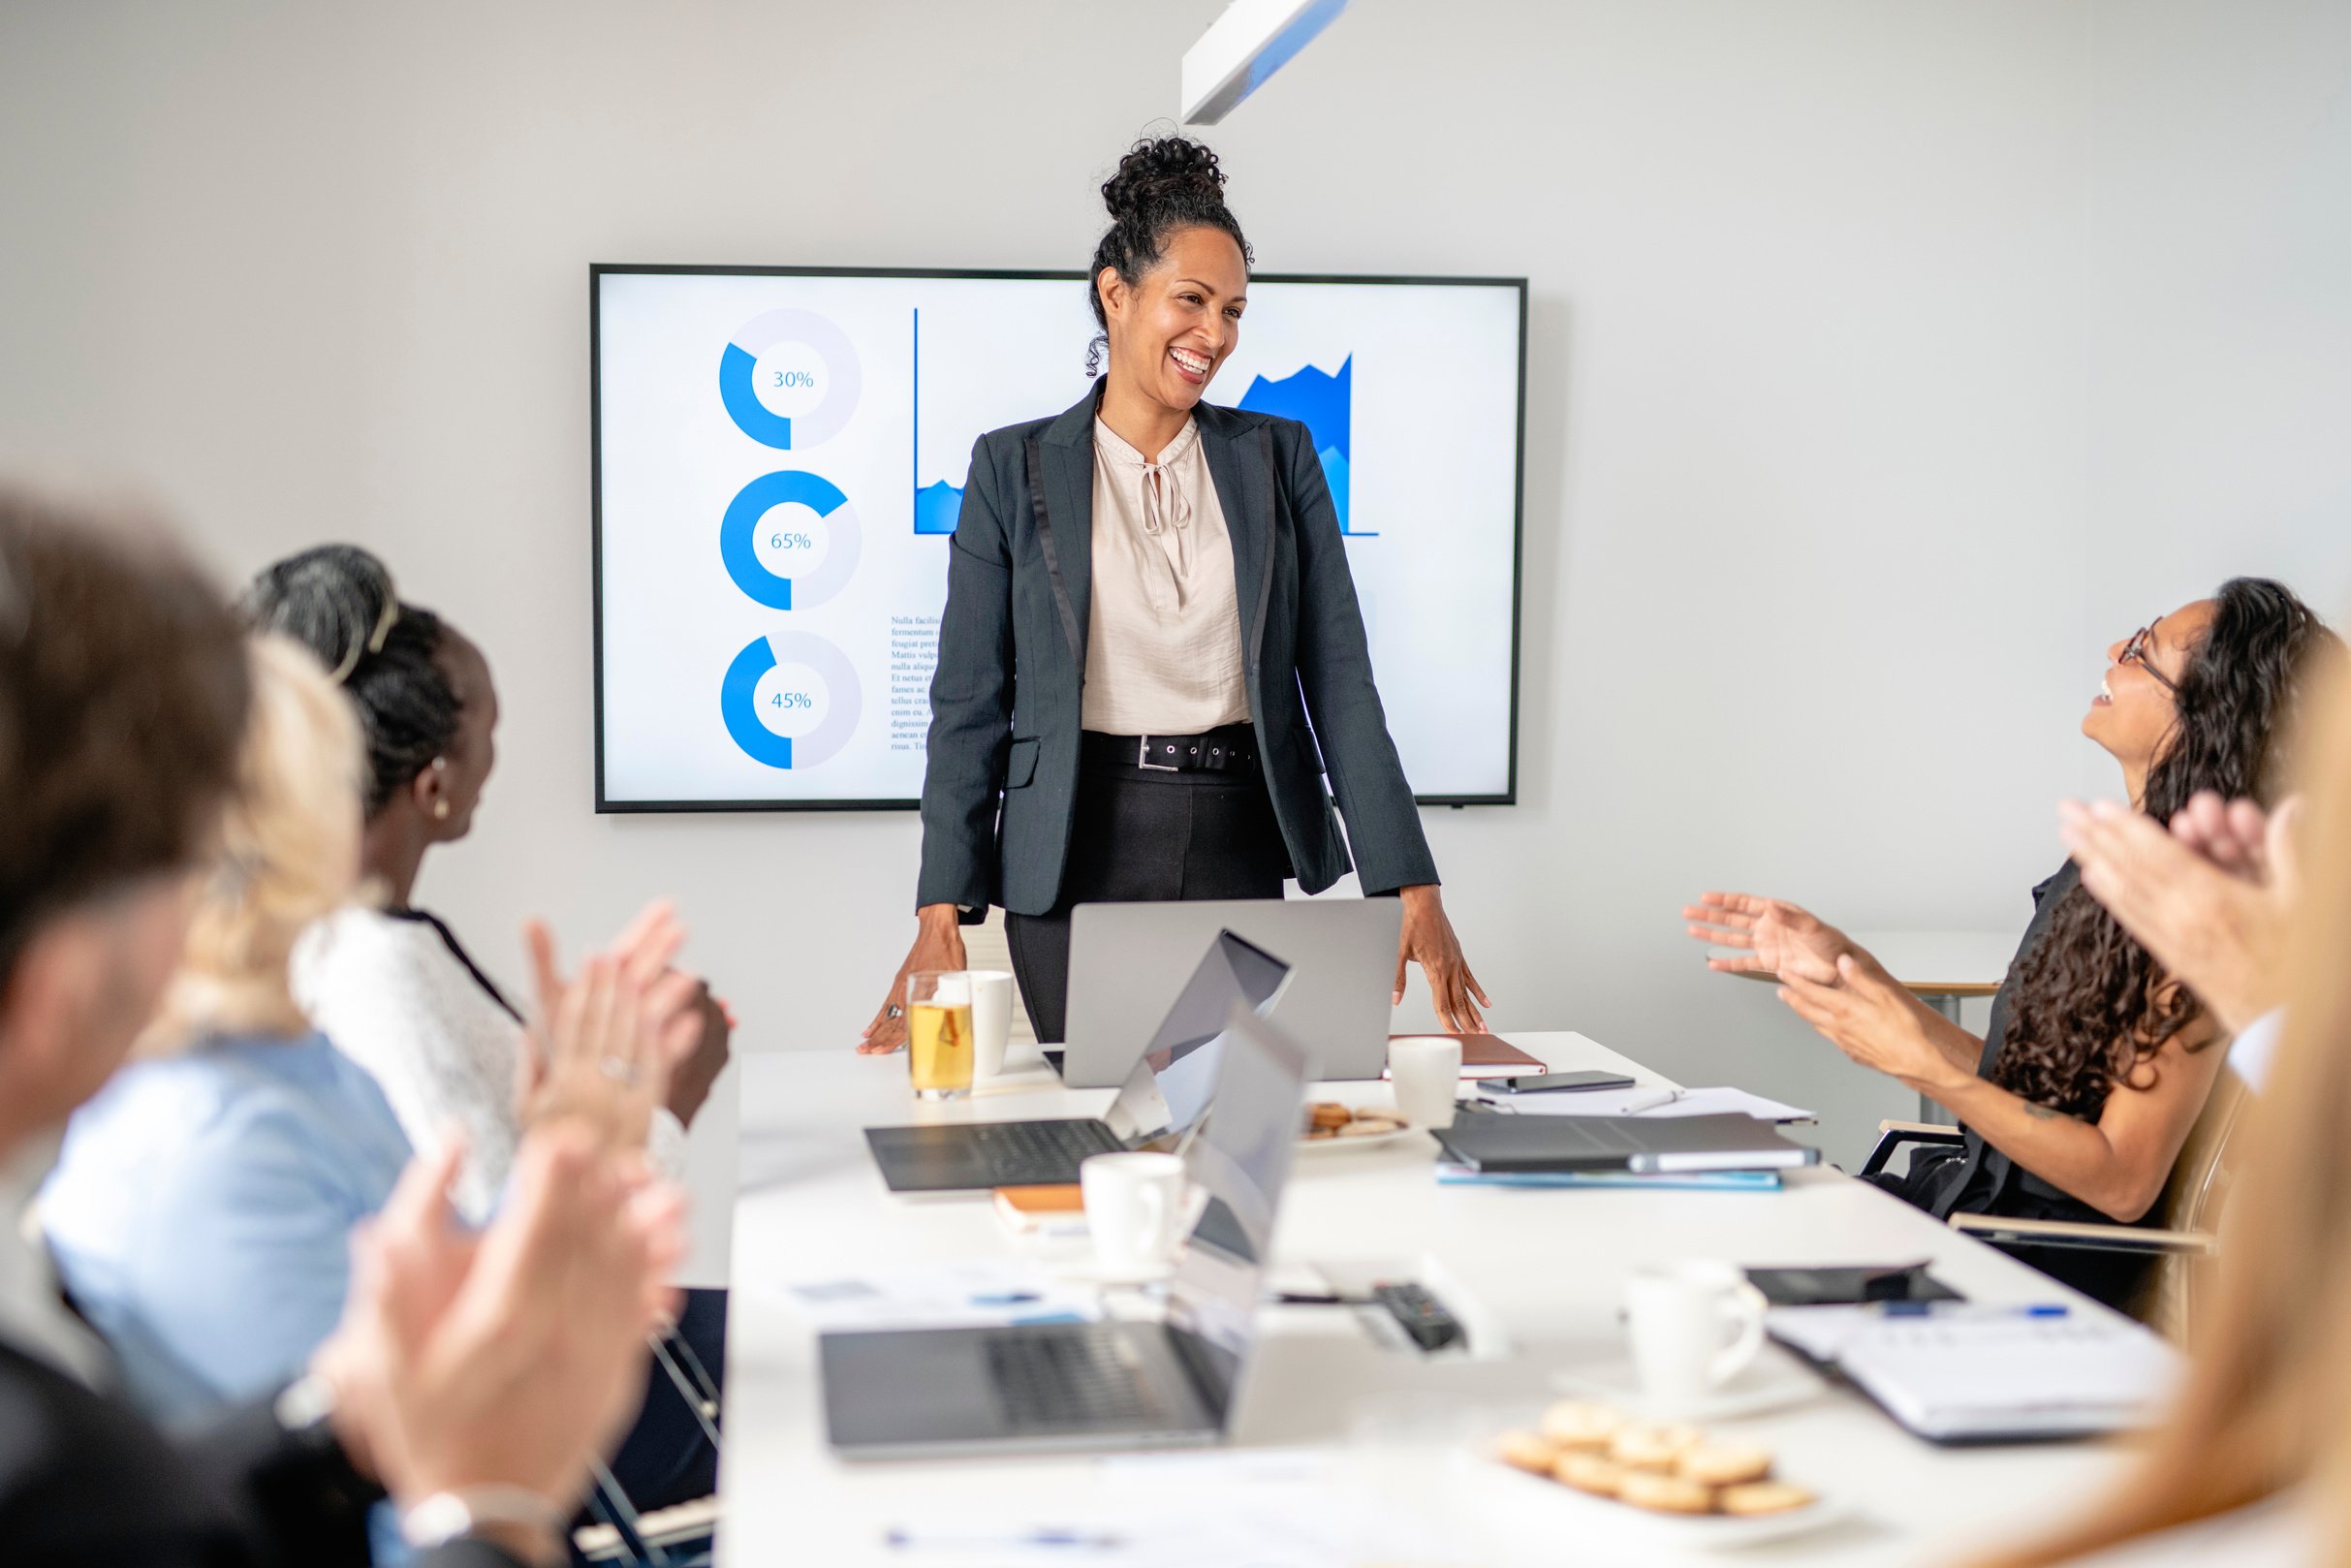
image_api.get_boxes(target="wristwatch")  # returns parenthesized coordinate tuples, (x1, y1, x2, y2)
(400, 1486, 565, 1552)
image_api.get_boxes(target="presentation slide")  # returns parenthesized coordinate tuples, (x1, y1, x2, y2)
(594, 267, 1522, 809)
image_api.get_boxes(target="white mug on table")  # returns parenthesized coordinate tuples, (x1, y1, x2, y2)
(960, 969, 1014, 1082)
(1623, 1259, 1768, 1401)
(1080, 1150, 1189, 1275)
(1389, 1035, 1462, 1129)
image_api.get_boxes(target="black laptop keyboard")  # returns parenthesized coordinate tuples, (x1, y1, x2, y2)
(985, 1327, 1163, 1429)
(968, 1119, 1124, 1184)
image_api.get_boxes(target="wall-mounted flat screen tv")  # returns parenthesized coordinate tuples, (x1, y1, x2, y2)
(593, 265, 1524, 810)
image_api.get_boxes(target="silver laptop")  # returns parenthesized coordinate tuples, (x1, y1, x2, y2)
(822, 1009, 1311, 1458)
(862, 930, 1289, 1193)
(1061, 897, 1402, 1085)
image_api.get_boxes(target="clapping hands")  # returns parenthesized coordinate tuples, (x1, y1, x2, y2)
(1681, 892, 1855, 985)
(314, 1126, 686, 1564)
(2057, 791, 2300, 1034)
(514, 899, 729, 1147)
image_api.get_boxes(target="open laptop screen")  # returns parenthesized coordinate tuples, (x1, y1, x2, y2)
(1103, 931, 1291, 1145)
(1167, 1010, 1309, 1367)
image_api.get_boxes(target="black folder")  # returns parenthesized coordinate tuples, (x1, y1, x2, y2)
(1431, 1112, 1820, 1174)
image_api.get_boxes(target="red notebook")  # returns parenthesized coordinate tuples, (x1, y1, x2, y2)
(1384, 1032, 1547, 1081)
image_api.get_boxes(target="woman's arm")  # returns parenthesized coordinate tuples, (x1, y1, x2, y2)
(1686, 894, 1982, 1082)
(914, 436, 1018, 915)
(1279, 424, 1435, 895)
(1780, 956, 2228, 1222)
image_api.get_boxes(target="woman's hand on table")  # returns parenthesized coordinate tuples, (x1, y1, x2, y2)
(1775, 954, 1970, 1097)
(1395, 884, 1490, 1033)
(860, 904, 968, 1054)
(1682, 892, 1859, 985)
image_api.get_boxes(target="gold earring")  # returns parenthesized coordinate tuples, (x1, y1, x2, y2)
(434, 800, 451, 820)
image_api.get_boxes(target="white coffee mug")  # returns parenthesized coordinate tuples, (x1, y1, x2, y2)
(1080, 1150, 1189, 1275)
(1623, 1259, 1768, 1402)
(961, 969, 1015, 1082)
(1388, 1035, 1462, 1129)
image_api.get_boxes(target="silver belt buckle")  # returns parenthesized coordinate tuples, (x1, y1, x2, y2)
(1138, 736, 1181, 772)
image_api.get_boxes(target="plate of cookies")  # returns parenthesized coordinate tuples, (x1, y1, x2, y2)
(1299, 1101, 1416, 1151)
(1487, 1399, 1845, 1547)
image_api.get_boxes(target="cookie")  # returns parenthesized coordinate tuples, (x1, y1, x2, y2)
(1677, 1440, 1774, 1488)
(1615, 1469, 1714, 1516)
(1337, 1116, 1397, 1137)
(1551, 1451, 1624, 1496)
(1304, 1127, 1335, 1140)
(1493, 1429, 1558, 1474)
(1718, 1481, 1817, 1517)
(1537, 1399, 1627, 1451)
(1607, 1421, 1703, 1472)
(1308, 1102, 1352, 1130)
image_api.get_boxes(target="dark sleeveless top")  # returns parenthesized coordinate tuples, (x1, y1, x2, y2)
(1883, 861, 2160, 1308)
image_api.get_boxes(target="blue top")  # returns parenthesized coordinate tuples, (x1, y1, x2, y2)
(38, 1031, 413, 1425)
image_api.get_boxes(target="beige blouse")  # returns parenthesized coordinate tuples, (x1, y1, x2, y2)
(1081, 417, 1250, 735)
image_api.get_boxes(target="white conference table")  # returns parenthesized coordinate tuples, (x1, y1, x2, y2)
(720, 1031, 2126, 1566)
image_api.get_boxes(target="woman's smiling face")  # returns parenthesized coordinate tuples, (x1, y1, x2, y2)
(2084, 599, 2213, 774)
(1098, 225, 1248, 416)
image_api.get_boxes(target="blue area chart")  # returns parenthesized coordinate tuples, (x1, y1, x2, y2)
(911, 307, 962, 535)
(720, 631, 862, 770)
(719, 308, 862, 450)
(720, 470, 862, 611)
(1236, 356, 1363, 535)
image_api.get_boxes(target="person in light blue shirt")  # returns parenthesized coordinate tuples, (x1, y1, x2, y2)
(41, 632, 722, 1526)
(39, 1030, 411, 1425)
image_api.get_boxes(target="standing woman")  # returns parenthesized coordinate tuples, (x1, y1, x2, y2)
(862, 136, 1487, 1050)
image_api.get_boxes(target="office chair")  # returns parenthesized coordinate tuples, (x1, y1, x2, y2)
(1863, 1069, 2249, 1340)
(573, 1322, 724, 1567)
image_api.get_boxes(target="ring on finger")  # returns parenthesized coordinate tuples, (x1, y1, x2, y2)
(600, 1055, 640, 1085)
(885, 1004, 904, 1019)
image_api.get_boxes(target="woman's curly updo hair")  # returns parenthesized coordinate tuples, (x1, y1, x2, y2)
(235, 544, 459, 820)
(1997, 578, 2345, 1119)
(1084, 135, 1253, 376)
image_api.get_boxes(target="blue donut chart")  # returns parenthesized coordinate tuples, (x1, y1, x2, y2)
(720, 632, 862, 770)
(718, 343, 794, 447)
(717, 308, 862, 450)
(720, 470, 862, 612)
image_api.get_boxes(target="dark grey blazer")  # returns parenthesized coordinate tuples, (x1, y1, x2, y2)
(916, 387, 1439, 920)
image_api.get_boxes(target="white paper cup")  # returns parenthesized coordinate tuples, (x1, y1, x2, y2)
(1388, 1035, 1462, 1128)
(961, 969, 1014, 1082)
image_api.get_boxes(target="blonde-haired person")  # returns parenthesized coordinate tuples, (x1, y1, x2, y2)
(36, 638, 719, 1513)
(1976, 662, 2351, 1568)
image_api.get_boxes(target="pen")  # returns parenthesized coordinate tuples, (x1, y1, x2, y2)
(1619, 1087, 1682, 1115)
(1879, 1301, 2070, 1318)
(886, 1526, 1123, 1551)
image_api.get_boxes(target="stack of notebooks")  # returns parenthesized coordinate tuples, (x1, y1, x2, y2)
(1430, 1112, 1820, 1192)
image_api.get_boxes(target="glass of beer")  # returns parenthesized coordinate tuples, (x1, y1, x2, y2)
(907, 970, 975, 1101)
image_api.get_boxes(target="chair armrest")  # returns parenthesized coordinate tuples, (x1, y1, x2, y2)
(1861, 1119, 1965, 1176)
(1950, 1211, 2218, 1257)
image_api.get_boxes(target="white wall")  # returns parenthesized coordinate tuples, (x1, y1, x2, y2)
(4, 1, 2347, 1238)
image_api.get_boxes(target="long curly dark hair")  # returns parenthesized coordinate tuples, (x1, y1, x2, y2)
(1083, 135, 1252, 377)
(1997, 579, 2342, 1118)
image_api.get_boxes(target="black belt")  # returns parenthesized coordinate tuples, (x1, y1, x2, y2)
(1080, 725, 1260, 776)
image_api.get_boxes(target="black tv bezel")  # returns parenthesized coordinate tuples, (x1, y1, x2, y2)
(590, 263, 1527, 814)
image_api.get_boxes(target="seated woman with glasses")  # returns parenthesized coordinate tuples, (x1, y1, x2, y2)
(1684, 580, 2340, 1310)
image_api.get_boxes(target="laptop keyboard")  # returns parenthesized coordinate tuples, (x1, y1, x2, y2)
(986, 1327, 1164, 1429)
(967, 1119, 1124, 1184)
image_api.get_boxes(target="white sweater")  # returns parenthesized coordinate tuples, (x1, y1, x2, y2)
(294, 906, 687, 1222)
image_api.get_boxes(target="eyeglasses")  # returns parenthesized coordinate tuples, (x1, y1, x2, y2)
(2119, 623, 2178, 693)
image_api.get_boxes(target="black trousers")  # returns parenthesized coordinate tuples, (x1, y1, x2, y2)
(1005, 755, 1290, 1044)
